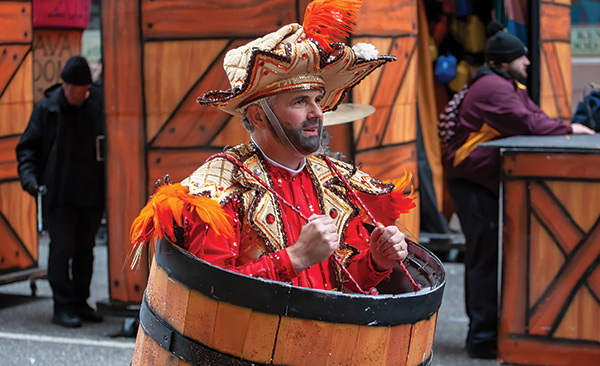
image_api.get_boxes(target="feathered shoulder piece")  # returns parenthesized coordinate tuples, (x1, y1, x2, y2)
(356, 171, 417, 227)
(128, 176, 233, 269)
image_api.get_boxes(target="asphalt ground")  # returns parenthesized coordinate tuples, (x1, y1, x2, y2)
(0, 234, 497, 366)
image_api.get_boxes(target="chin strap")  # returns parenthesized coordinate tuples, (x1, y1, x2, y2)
(258, 98, 304, 157)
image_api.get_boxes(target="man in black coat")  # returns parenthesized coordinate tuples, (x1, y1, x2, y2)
(16, 56, 105, 328)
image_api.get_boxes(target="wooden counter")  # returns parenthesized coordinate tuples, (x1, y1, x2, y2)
(483, 135, 600, 365)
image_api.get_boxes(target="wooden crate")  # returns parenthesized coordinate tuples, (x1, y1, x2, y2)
(491, 135, 600, 365)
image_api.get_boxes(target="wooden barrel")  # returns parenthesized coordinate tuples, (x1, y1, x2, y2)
(132, 239, 446, 366)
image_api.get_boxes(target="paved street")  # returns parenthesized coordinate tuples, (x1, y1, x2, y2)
(0, 235, 497, 366)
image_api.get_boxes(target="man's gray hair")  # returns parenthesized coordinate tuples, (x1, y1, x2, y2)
(240, 97, 275, 133)
(240, 109, 255, 132)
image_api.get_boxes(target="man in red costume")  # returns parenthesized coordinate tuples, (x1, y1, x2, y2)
(130, 2, 416, 294)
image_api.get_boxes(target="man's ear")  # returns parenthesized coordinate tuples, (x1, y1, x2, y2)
(247, 104, 268, 130)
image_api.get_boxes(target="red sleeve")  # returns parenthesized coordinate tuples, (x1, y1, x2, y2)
(184, 200, 298, 282)
(343, 218, 392, 292)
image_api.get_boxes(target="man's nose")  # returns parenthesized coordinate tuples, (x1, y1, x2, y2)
(308, 100, 323, 120)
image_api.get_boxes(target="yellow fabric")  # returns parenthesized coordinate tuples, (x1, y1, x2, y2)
(417, 0, 444, 210)
(453, 124, 501, 167)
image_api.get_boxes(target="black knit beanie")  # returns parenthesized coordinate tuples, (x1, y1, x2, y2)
(60, 56, 92, 85)
(485, 30, 528, 63)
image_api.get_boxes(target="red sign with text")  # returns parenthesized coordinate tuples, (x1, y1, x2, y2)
(33, 0, 91, 29)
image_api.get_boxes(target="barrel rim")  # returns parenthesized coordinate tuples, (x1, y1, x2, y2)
(155, 239, 446, 326)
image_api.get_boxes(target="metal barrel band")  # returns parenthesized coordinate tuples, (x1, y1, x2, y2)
(139, 295, 270, 366)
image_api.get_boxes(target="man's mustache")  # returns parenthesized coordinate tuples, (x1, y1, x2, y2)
(301, 119, 323, 129)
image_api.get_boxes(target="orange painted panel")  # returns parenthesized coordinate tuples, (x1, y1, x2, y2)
(0, 45, 30, 99)
(32, 29, 82, 103)
(530, 181, 584, 253)
(353, 37, 417, 149)
(0, 2, 32, 43)
(504, 152, 600, 179)
(356, 0, 417, 36)
(499, 337, 600, 366)
(103, 0, 149, 303)
(540, 3, 570, 42)
(528, 204, 568, 307)
(141, 0, 298, 40)
(384, 58, 417, 147)
(0, 51, 33, 137)
(499, 180, 528, 336)
(0, 220, 32, 271)
(0, 182, 37, 267)
(144, 39, 230, 142)
(554, 285, 600, 341)
(0, 136, 19, 182)
(546, 180, 600, 232)
(205, 113, 251, 147)
(148, 40, 248, 148)
(355, 143, 418, 185)
(541, 42, 570, 120)
(528, 224, 600, 336)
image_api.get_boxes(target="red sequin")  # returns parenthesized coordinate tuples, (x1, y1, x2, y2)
(329, 208, 338, 218)
(266, 213, 275, 224)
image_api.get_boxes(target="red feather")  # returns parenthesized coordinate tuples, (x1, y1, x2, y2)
(302, 0, 363, 53)
(358, 172, 417, 227)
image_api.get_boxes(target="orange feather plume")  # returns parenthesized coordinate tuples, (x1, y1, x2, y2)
(357, 171, 417, 228)
(302, 0, 363, 53)
(128, 183, 232, 268)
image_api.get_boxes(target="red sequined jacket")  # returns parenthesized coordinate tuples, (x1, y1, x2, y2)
(178, 143, 415, 293)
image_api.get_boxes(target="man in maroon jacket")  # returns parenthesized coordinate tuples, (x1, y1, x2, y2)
(442, 28, 594, 359)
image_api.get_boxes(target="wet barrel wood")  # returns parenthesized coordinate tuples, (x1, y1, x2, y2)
(132, 239, 445, 366)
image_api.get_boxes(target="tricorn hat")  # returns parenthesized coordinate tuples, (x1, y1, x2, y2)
(197, 0, 395, 116)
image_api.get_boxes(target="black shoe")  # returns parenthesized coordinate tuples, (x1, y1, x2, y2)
(74, 304, 103, 323)
(52, 311, 82, 328)
(466, 346, 497, 359)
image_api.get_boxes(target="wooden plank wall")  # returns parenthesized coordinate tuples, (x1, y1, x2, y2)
(0, 1, 37, 274)
(104, 0, 420, 303)
(539, 0, 572, 121)
(353, 0, 420, 237)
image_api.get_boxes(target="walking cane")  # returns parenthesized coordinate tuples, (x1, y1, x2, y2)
(37, 185, 46, 232)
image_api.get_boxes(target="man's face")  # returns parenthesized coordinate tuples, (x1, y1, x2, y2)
(505, 55, 530, 81)
(269, 88, 324, 155)
(63, 82, 91, 106)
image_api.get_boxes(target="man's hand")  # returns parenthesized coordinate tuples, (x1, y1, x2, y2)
(571, 123, 595, 135)
(287, 214, 339, 273)
(369, 225, 408, 271)
(25, 181, 39, 197)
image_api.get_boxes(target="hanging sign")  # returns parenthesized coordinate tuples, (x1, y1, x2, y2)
(33, 0, 91, 29)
